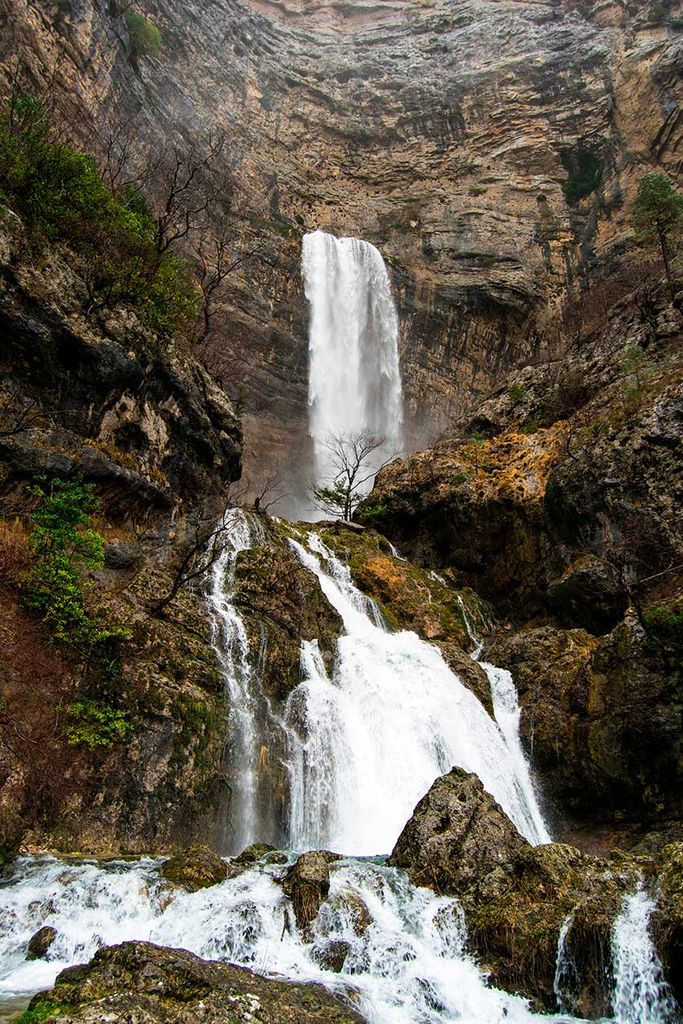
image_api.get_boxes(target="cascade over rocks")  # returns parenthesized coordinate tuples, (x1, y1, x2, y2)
(389, 767, 656, 1015)
(24, 941, 364, 1024)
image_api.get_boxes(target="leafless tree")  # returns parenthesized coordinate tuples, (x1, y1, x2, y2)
(152, 134, 227, 257)
(150, 504, 237, 615)
(192, 219, 275, 345)
(312, 430, 393, 521)
(0, 388, 39, 438)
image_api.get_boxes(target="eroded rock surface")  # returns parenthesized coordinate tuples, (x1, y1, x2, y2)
(24, 941, 364, 1024)
(161, 845, 228, 891)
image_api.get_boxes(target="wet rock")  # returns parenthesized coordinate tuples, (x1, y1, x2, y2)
(281, 851, 339, 938)
(488, 618, 683, 827)
(320, 888, 373, 937)
(25, 940, 364, 1024)
(311, 939, 352, 973)
(234, 842, 278, 864)
(389, 768, 651, 1013)
(652, 842, 683, 1005)
(161, 845, 228, 891)
(26, 925, 58, 960)
(389, 767, 529, 899)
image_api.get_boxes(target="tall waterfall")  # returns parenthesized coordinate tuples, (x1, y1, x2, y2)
(302, 230, 403, 489)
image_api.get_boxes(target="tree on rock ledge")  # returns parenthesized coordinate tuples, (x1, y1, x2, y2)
(632, 171, 683, 298)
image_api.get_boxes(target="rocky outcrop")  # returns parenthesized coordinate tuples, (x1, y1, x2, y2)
(161, 844, 228, 891)
(233, 522, 342, 701)
(0, 216, 244, 857)
(487, 618, 683, 831)
(0, 212, 241, 510)
(24, 941, 363, 1024)
(389, 768, 650, 1016)
(389, 768, 528, 898)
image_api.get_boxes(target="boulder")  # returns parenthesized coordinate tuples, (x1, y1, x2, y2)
(311, 939, 352, 973)
(281, 851, 340, 938)
(234, 843, 278, 864)
(26, 925, 58, 960)
(389, 767, 529, 899)
(23, 941, 363, 1024)
(161, 844, 228, 891)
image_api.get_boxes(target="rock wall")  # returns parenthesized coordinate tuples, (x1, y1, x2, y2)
(2, 0, 682, 480)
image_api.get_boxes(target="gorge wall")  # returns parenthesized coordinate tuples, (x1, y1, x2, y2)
(2, 0, 683, 484)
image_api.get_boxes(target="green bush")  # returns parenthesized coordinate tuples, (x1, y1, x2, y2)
(125, 11, 162, 59)
(64, 699, 132, 749)
(0, 92, 198, 337)
(17, 1002, 65, 1024)
(643, 603, 683, 669)
(22, 479, 128, 650)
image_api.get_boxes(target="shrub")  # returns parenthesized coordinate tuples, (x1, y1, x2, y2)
(125, 11, 162, 59)
(561, 149, 603, 205)
(643, 602, 683, 669)
(0, 93, 198, 337)
(508, 383, 527, 404)
(64, 699, 132, 749)
(22, 478, 129, 650)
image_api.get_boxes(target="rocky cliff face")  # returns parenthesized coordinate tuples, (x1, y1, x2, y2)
(0, 210, 243, 856)
(2, 0, 682, 479)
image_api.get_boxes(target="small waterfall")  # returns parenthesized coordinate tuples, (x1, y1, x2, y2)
(553, 913, 576, 1014)
(611, 888, 676, 1024)
(459, 596, 551, 845)
(284, 533, 551, 853)
(208, 508, 267, 853)
(302, 229, 403, 489)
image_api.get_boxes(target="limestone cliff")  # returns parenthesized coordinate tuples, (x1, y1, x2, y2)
(2, 0, 682, 479)
(0, 209, 243, 856)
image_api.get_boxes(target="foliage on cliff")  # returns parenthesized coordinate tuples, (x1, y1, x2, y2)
(0, 92, 197, 336)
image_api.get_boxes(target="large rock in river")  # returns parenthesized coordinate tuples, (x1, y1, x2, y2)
(389, 767, 529, 899)
(23, 941, 364, 1024)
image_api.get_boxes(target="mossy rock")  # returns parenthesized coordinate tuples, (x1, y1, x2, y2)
(161, 844, 228, 891)
(25, 941, 364, 1023)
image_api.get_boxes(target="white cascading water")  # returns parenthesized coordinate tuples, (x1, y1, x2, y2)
(0, 855, 576, 1024)
(302, 229, 403, 489)
(284, 532, 550, 852)
(456, 594, 551, 846)
(611, 888, 677, 1024)
(207, 509, 267, 853)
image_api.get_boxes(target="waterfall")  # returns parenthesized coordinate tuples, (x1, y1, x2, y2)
(611, 888, 676, 1024)
(302, 229, 403, 490)
(208, 509, 269, 853)
(284, 532, 551, 853)
(553, 913, 576, 1014)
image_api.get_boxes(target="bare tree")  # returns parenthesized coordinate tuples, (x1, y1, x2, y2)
(192, 219, 275, 345)
(150, 504, 237, 615)
(153, 134, 227, 257)
(311, 431, 392, 521)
